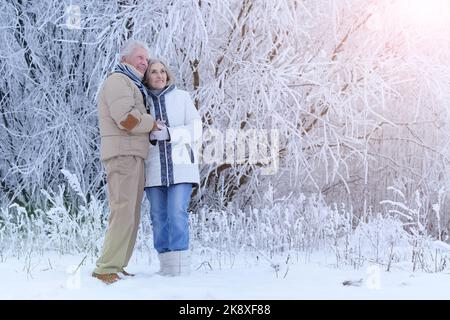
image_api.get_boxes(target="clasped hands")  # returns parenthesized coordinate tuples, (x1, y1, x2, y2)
(150, 119, 170, 141)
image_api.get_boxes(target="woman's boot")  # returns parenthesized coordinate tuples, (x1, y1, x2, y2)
(158, 250, 190, 276)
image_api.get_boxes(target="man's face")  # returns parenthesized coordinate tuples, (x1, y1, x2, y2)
(122, 46, 149, 74)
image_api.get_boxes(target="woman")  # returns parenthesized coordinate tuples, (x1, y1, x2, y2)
(143, 59, 202, 276)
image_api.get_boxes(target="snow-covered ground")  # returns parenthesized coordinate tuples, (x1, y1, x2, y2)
(1, 251, 449, 300)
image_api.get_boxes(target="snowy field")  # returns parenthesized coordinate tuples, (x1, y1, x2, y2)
(1, 252, 449, 300)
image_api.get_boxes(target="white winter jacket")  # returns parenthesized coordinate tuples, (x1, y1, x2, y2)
(144, 85, 202, 187)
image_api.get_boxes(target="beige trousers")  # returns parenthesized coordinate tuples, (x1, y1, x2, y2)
(94, 155, 144, 274)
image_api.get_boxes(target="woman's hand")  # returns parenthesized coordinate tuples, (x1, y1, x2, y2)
(150, 120, 170, 141)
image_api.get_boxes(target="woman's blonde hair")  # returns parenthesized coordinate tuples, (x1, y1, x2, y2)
(144, 58, 175, 88)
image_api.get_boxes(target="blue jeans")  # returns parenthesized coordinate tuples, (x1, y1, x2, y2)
(145, 183, 192, 253)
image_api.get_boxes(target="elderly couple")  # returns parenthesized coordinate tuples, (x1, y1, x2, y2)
(92, 40, 202, 284)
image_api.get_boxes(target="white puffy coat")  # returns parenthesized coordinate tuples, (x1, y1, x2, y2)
(144, 85, 202, 187)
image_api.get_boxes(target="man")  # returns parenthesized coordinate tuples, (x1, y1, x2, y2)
(93, 40, 157, 284)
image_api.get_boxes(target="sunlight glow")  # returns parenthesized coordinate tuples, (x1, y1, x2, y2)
(366, 0, 450, 45)
(396, 0, 450, 30)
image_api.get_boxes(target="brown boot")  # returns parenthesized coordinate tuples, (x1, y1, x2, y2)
(121, 269, 135, 277)
(92, 272, 120, 284)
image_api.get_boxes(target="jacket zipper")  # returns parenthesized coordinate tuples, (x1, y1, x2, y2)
(157, 96, 170, 187)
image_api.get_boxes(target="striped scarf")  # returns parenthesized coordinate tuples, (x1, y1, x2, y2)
(113, 63, 149, 108)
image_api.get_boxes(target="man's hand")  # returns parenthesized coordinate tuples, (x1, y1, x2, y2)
(152, 120, 159, 131)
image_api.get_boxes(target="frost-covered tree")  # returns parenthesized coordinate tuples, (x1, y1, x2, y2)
(1, 0, 450, 237)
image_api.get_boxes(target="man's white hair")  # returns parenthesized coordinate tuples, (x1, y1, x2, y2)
(119, 39, 150, 59)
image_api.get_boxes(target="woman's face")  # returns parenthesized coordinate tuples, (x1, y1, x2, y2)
(146, 62, 167, 90)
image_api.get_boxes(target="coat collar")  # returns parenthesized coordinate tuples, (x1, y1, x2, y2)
(122, 63, 144, 80)
(146, 84, 176, 98)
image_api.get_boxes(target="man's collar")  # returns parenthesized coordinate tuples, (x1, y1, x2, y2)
(122, 63, 144, 80)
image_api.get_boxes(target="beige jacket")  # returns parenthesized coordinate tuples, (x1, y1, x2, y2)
(98, 64, 155, 161)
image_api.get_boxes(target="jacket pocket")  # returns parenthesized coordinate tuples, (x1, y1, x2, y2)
(185, 144, 195, 163)
(171, 144, 192, 165)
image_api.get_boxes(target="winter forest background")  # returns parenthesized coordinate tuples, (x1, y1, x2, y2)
(1, 0, 450, 273)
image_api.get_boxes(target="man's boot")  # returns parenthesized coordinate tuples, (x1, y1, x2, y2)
(92, 272, 121, 284)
